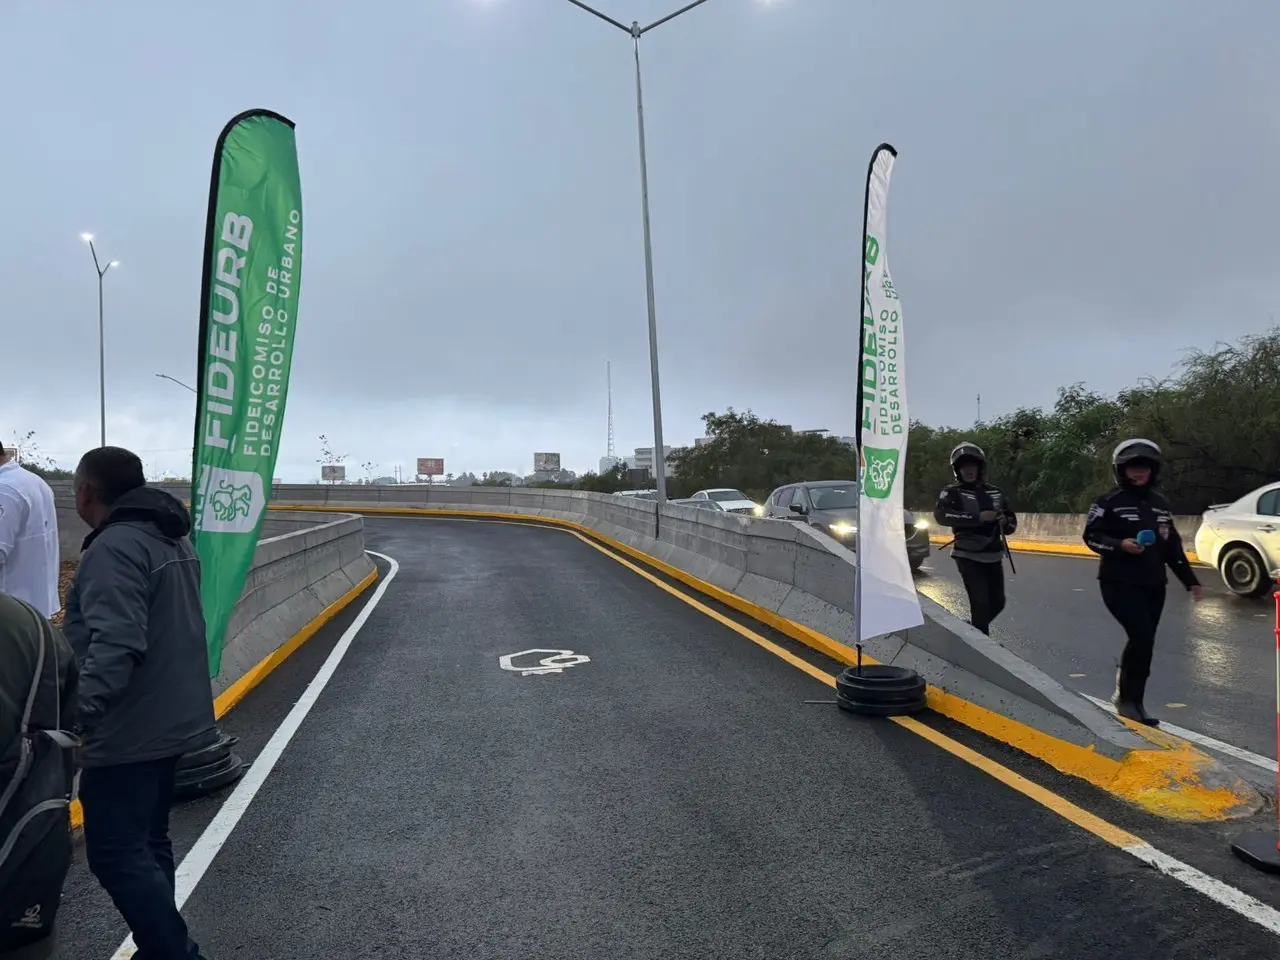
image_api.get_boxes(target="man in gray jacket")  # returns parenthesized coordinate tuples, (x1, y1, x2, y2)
(62, 447, 215, 960)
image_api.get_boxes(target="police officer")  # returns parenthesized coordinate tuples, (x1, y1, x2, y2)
(1083, 438, 1203, 726)
(934, 443, 1018, 635)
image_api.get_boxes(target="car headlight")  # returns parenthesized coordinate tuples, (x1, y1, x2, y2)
(914, 518, 930, 530)
(829, 522, 856, 537)
(752, 504, 764, 516)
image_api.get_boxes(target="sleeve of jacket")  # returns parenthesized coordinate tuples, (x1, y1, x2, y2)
(1083, 494, 1123, 555)
(1159, 502, 1200, 590)
(996, 488, 1018, 536)
(53, 626, 80, 731)
(0, 486, 27, 563)
(934, 486, 981, 529)
(74, 536, 150, 735)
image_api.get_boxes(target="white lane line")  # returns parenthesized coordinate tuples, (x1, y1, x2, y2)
(1082, 693, 1278, 773)
(109, 550, 401, 960)
(1123, 842, 1280, 935)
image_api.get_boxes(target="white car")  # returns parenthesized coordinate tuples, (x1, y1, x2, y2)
(689, 487, 764, 516)
(1193, 480, 1280, 597)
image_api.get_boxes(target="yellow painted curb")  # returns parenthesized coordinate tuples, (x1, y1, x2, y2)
(69, 565, 379, 832)
(296, 503, 1256, 822)
(929, 534, 1201, 565)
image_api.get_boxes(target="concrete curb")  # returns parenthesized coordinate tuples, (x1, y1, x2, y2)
(929, 534, 1203, 565)
(276, 502, 1261, 824)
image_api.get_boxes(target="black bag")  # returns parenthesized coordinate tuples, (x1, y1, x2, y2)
(0, 601, 78, 958)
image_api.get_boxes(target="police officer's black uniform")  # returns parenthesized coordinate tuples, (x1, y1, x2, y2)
(1083, 438, 1200, 726)
(933, 443, 1018, 635)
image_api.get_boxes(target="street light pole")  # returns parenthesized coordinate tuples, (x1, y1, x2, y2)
(155, 372, 197, 394)
(81, 234, 119, 447)
(562, 0, 714, 504)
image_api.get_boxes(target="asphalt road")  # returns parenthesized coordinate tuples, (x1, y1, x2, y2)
(917, 548, 1276, 757)
(55, 518, 1280, 959)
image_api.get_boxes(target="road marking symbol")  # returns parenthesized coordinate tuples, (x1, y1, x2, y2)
(499, 649, 591, 676)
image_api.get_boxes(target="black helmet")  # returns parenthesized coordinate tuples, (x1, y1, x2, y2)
(950, 442, 986, 481)
(1112, 438, 1161, 485)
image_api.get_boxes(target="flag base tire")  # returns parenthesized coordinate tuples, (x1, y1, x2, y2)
(835, 665, 928, 716)
(1230, 829, 1280, 875)
(174, 728, 248, 802)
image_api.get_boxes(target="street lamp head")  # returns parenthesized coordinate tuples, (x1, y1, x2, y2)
(80, 232, 94, 243)
(108, 260, 120, 268)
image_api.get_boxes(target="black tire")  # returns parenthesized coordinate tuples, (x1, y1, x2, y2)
(1219, 545, 1271, 598)
(173, 752, 247, 802)
(175, 732, 238, 773)
(835, 664, 928, 716)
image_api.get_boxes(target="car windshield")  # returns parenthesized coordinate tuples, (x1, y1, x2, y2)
(808, 486, 857, 510)
(707, 489, 748, 502)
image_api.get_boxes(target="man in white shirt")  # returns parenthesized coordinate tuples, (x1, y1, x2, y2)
(0, 444, 60, 618)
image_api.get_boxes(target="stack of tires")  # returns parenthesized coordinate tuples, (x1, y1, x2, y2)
(835, 664, 927, 716)
(174, 731, 246, 801)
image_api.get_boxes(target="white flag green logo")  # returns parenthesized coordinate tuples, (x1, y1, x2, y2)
(191, 110, 303, 676)
(857, 144, 923, 640)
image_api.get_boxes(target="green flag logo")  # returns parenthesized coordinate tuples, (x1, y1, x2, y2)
(863, 447, 899, 500)
(210, 479, 254, 524)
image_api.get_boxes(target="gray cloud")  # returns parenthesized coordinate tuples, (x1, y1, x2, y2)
(3, 0, 1276, 480)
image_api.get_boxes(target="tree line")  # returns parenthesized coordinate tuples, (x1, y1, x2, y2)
(558, 329, 1280, 514)
(16, 330, 1275, 514)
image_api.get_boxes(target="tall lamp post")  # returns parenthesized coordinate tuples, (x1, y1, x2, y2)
(155, 372, 197, 394)
(560, 0, 718, 504)
(81, 233, 119, 447)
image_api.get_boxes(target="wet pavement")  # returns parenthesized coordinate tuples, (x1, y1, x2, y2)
(917, 548, 1277, 759)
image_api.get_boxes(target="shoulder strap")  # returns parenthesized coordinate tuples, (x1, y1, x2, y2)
(0, 601, 47, 823)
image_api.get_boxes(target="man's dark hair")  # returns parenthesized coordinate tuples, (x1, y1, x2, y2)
(76, 446, 146, 505)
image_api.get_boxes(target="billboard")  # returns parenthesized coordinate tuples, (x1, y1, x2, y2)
(417, 457, 444, 476)
(320, 464, 346, 482)
(533, 452, 561, 473)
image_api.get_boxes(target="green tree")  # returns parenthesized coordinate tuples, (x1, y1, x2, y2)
(666, 409, 859, 501)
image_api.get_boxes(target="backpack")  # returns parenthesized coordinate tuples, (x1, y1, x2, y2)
(0, 600, 78, 957)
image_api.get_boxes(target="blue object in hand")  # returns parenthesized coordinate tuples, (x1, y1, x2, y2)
(1136, 529, 1157, 547)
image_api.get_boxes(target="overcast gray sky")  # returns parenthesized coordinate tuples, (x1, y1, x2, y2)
(3, 0, 1277, 481)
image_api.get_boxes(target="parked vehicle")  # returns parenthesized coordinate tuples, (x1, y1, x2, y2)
(763, 479, 930, 572)
(689, 487, 764, 516)
(1193, 481, 1280, 597)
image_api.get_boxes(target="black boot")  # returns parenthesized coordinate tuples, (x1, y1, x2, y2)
(1112, 668, 1159, 725)
(1132, 673, 1159, 726)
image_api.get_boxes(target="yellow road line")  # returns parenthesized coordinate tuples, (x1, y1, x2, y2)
(69, 566, 379, 831)
(286, 506, 1256, 822)
(929, 535, 1202, 565)
(570, 528, 1146, 850)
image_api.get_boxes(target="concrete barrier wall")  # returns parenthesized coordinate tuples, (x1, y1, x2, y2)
(214, 510, 376, 697)
(996, 511, 1201, 546)
(202, 483, 1158, 760)
(53, 486, 334, 560)
(49, 484, 376, 698)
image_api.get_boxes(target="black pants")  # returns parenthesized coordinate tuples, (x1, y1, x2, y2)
(1100, 580, 1166, 706)
(955, 557, 1006, 635)
(79, 757, 201, 960)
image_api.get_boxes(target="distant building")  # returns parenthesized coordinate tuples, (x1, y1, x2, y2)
(599, 455, 621, 475)
(633, 446, 675, 473)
